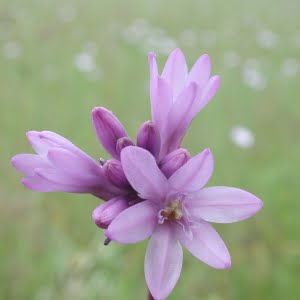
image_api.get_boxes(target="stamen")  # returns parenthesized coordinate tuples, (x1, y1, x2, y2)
(158, 200, 183, 223)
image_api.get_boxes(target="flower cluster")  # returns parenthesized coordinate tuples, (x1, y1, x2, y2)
(12, 49, 262, 300)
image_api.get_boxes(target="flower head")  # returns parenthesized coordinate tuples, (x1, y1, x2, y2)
(149, 49, 220, 158)
(11, 131, 119, 200)
(105, 146, 263, 300)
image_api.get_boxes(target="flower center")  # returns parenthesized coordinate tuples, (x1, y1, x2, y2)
(158, 200, 183, 224)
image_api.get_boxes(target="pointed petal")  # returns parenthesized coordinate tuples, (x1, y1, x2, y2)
(121, 146, 167, 202)
(91, 107, 128, 159)
(169, 148, 214, 193)
(22, 175, 89, 193)
(47, 148, 101, 176)
(191, 75, 221, 118)
(187, 54, 211, 88)
(137, 121, 161, 160)
(151, 76, 173, 133)
(160, 82, 197, 156)
(177, 220, 231, 269)
(145, 224, 183, 300)
(34, 167, 102, 188)
(161, 48, 188, 97)
(148, 51, 158, 80)
(26, 131, 72, 155)
(11, 154, 49, 176)
(186, 187, 263, 223)
(105, 201, 157, 244)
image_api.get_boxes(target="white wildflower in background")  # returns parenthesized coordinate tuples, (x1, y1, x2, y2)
(74, 52, 96, 73)
(199, 29, 217, 47)
(222, 51, 241, 68)
(256, 29, 279, 49)
(242, 59, 267, 91)
(179, 29, 198, 47)
(58, 4, 77, 23)
(121, 19, 177, 55)
(2, 41, 22, 59)
(230, 126, 255, 149)
(280, 58, 299, 78)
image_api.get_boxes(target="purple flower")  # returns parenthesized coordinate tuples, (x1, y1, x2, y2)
(149, 48, 220, 157)
(11, 131, 119, 200)
(105, 146, 263, 300)
(12, 106, 190, 231)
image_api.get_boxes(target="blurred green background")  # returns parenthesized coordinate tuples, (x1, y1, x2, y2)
(1, 0, 300, 299)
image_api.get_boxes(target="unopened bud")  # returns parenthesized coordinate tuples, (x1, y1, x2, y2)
(116, 137, 134, 157)
(103, 159, 129, 188)
(92, 196, 129, 229)
(92, 107, 128, 159)
(137, 121, 161, 159)
(159, 148, 190, 178)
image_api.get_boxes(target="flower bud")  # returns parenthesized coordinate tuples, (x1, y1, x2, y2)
(92, 107, 128, 159)
(159, 148, 190, 178)
(137, 121, 161, 159)
(103, 159, 129, 188)
(116, 137, 134, 157)
(92, 196, 129, 229)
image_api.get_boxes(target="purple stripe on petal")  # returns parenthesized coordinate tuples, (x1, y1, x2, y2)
(105, 200, 157, 244)
(145, 223, 183, 300)
(92, 107, 128, 159)
(177, 220, 231, 269)
(186, 186, 263, 223)
(169, 148, 214, 193)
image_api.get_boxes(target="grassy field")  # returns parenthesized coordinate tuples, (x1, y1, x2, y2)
(1, 0, 300, 299)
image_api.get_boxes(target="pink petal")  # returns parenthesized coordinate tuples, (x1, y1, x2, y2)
(161, 48, 188, 97)
(145, 224, 183, 300)
(160, 82, 197, 156)
(186, 186, 263, 223)
(22, 175, 88, 193)
(34, 167, 101, 187)
(187, 54, 211, 89)
(47, 148, 102, 177)
(148, 52, 158, 82)
(177, 220, 231, 269)
(151, 76, 173, 134)
(121, 146, 168, 202)
(105, 201, 157, 244)
(169, 148, 214, 193)
(11, 154, 49, 176)
(191, 75, 221, 118)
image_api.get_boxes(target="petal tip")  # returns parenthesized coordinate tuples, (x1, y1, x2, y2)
(224, 259, 232, 269)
